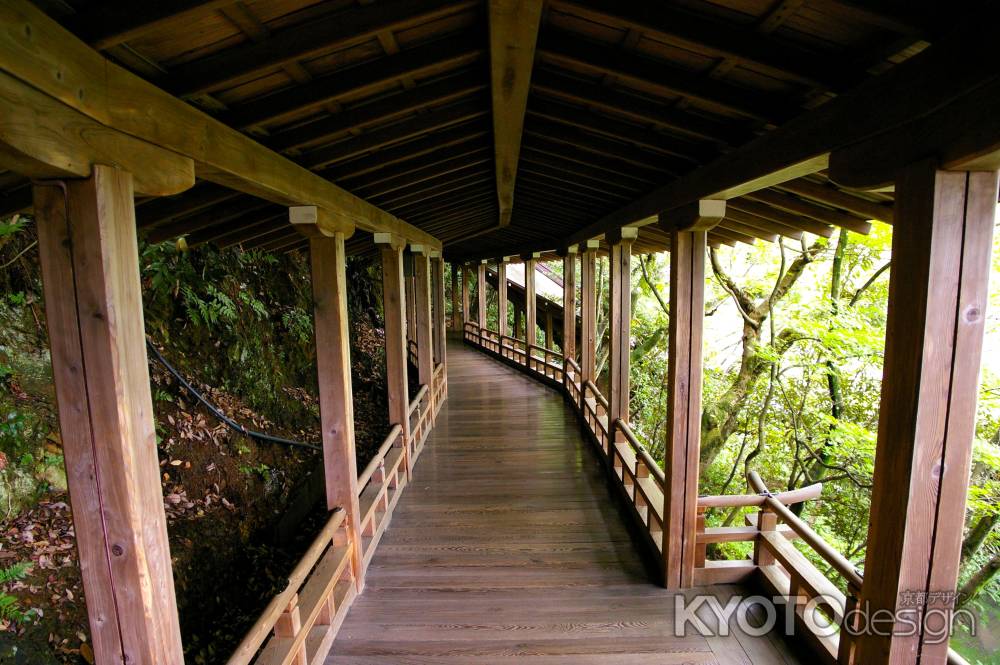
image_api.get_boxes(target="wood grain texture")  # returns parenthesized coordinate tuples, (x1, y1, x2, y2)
(328, 341, 802, 664)
(524, 258, 537, 347)
(34, 167, 183, 664)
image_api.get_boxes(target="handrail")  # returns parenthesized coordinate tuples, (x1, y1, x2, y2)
(407, 384, 429, 416)
(227, 508, 346, 665)
(565, 356, 581, 373)
(616, 419, 666, 486)
(358, 424, 402, 490)
(748, 471, 862, 587)
(698, 481, 823, 509)
(583, 380, 609, 410)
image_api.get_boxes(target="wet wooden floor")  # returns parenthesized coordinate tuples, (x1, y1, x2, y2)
(329, 339, 805, 664)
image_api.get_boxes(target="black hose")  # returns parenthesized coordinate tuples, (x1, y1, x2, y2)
(145, 340, 321, 452)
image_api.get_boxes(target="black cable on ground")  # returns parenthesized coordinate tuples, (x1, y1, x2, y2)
(145, 339, 321, 452)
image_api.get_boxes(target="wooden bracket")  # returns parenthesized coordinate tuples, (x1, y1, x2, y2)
(605, 226, 640, 245)
(578, 238, 600, 253)
(520, 250, 542, 261)
(374, 232, 407, 250)
(659, 200, 726, 232)
(555, 244, 579, 257)
(290, 206, 355, 239)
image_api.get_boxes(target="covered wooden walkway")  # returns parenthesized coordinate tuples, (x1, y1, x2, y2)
(330, 339, 802, 664)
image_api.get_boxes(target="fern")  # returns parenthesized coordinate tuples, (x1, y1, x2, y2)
(0, 562, 32, 623)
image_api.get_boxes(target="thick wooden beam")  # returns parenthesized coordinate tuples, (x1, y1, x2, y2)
(746, 189, 872, 235)
(376, 234, 412, 478)
(606, 227, 636, 426)
(0, 71, 193, 196)
(412, 246, 435, 390)
(856, 164, 998, 664)
(34, 166, 184, 664)
(662, 226, 708, 590)
(164, 0, 476, 96)
(660, 199, 726, 232)
(489, 0, 543, 228)
(522, 254, 539, 346)
(579, 240, 599, 382)
(292, 210, 364, 592)
(559, 247, 577, 362)
(0, 0, 440, 248)
(497, 260, 509, 336)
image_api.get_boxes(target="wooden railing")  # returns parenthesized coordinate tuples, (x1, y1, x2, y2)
(226, 509, 356, 665)
(408, 384, 432, 460)
(432, 362, 446, 415)
(356, 424, 407, 566)
(463, 321, 969, 665)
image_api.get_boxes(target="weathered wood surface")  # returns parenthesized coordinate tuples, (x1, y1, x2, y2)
(328, 341, 803, 664)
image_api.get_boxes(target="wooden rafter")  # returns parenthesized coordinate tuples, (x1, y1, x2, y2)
(488, 0, 543, 228)
(163, 0, 477, 96)
(0, 0, 441, 248)
(75, 0, 238, 50)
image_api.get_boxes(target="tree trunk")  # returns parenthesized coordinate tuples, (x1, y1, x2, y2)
(957, 552, 1000, 609)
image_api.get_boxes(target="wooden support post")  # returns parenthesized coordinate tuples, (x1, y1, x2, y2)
(477, 260, 487, 328)
(544, 310, 554, 350)
(580, 240, 599, 383)
(522, 252, 539, 347)
(412, 245, 435, 390)
(404, 254, 416, 343)
(450, 262, 461, 331)
(461, 263, 471, 323)
(432, 253, 446, 365)
(855, 164, 998, 665)
(290, 206, 365, 593)
(514, 305, 523, 339)
(606, 228, 637, 429)
(559, 247, 578, 363)
(661, 202, 723, 590)
(376, 233, 412, 478)
(33, 166, 184, 665)
(497, 259, 509, 336)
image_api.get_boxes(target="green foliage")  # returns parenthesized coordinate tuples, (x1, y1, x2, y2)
(0, 562, 34, 623)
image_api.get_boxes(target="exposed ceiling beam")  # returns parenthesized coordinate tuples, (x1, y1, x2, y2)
(448, 7, 998, 260)
(551, 0, 859, 91)
(489, 0, 543, 228)
(163, 0, 477, 96)
(222, 36, 482, 129)
(539, 28, 797, 124)
(74, 0, 238, 50)
(0, 0, 441, 247)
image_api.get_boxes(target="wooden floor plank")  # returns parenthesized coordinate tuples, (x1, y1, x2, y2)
(328, 340, 804, 665)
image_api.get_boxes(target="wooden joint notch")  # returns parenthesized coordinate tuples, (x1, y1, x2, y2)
(290, 206, 355, 238)
(605, 226, 639, 245)
(409, 243, 431, 255)
(659, 200, 726, 232)
(520, 251, 542, 261)
(555, 244, 579, 257)
(578, 238, 600, 253)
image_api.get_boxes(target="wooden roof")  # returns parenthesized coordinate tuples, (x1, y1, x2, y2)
(0, 0, 991, 258)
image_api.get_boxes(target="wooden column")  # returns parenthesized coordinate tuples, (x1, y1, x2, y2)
(661, 201, 724, 590)
(856, 164, 998, 665)
(559, 247, 578, 362)
(290, 206, 364, 591)
(544, 310, 554, 349)
(376, 233, 412, 478)
(497, 259, 509, 336)
(432, 253, 446, 365)
(514, 305, 523, 339)
(34, 166, 184, 665)
(450, 262, 461, 331)
(580, 239, 599, 382)
(606, 228, 637, 427)
(404, 254, 415, 342)
(411, 245, 434, 390)
(523, 253, 539, 346)
(477, 260, 487, 328)
(461, 263, 471, 323)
